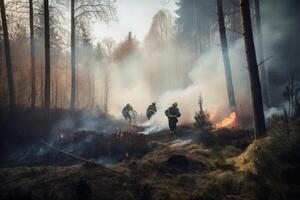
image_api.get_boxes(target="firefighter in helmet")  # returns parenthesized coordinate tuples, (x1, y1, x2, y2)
(165, 102, 181, 134)
(122, 104, 133, 122)
(146, 102, 157, 120)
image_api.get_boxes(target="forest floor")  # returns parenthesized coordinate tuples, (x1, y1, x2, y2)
(0, 111, 300, 200)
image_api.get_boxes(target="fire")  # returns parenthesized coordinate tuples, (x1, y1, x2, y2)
(215, 112, 237, 129)
(209, 108, 218, 121)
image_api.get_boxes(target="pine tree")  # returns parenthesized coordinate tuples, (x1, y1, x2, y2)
(241, 0, 266, 137)
(175, 0, 216, 54)
(194, 94, 213, 133)
(217, 0, 237, 111)
(1, 0, 16, 111)
(44, 0, 51, 112)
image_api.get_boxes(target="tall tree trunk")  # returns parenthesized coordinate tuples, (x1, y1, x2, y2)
(91, 74, 95, 112)
(29, 0, 36, 110)
(1, 0, 16, 111)
(55, 67, 58, 109)
(241, 0, 266, 138)
(104, 64, 110, 114)
(88, 70, 91, 110)
(217, 0, 237, 111)
(40, 65, 44, 107)
(44, 0, 50, 111)
(70, 0, 76, 111)
(254, 0, 269, 107)
(193, 0, 200, 55)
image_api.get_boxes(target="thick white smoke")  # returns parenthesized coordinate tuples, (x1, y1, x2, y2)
(102, 38, 251, 133)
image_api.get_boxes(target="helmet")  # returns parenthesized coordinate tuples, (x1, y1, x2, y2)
(172, 102, 178, 107)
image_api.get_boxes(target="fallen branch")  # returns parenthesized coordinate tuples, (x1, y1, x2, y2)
(258, 56, 273, 66)
(40, 141, 126, 176)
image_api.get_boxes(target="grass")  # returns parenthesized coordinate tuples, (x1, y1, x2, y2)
(1, 118, 300, 200)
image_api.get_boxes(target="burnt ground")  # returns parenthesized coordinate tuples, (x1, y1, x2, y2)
(0, 126, 252, 200)
(1, 110, 299, 200)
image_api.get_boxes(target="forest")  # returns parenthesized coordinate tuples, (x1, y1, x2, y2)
(0, 0, 300, 199)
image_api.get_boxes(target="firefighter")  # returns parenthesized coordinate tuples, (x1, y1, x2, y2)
(122, 104, 133, 122)
(130, 109, 137, 125)
(146, 102, 157, 120)
(165, 103, 181, 134)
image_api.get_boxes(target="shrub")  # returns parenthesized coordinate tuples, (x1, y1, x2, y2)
(194, 95, 214, 146)
(194, 95, 213, 133)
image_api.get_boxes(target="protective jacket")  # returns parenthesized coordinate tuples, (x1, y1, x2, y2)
(122, 105, 133, 120)
(146, 104, 157, 119)
(165, 106, 181, 133)
(165, 106, 181, 120)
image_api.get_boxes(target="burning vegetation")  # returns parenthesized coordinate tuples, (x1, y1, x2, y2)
(215, 112, 237, 129)
(0, 0, 300, 199)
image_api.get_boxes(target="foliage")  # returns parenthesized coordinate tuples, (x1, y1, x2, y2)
(2, 117, 300, 200)
(113, 32, 139, 63)
(175, 0, 216, 52)
(192, 119, 300, 200)
(192, 174, 256, 200)
(194, 95, 214, 145)
(234, 119, 300, 200)
(283, 76, 300, 119)
(194, 95, 213, 132)
(145, 9, 173, 49)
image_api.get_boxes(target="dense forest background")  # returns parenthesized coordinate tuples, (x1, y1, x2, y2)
(0, 0, 299, 127)
(1, 1, 300, 200)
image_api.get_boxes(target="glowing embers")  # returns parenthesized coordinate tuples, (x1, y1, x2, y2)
(214, 112, 237, 129)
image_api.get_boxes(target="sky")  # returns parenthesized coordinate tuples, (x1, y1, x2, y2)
(91, 0, 178, 43)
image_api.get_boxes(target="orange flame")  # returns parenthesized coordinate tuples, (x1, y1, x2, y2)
(209, 108, 218, 121)
(215, 112, 237, 129)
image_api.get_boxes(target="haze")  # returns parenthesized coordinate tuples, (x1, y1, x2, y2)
(91, 0, 178, 43)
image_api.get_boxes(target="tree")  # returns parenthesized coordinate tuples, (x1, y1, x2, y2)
(145, 9, 173, 48)
(217, 0, 237, 111)
(114, 32, 138, 62)
(101, 38, 115, 113)
(0, 0, 16, 111)
(69, 0, 117, 111)
(44, 0, 51, 111)
(194, 94, 214, 145)
(33, 1, 64, 109)
(70, 0, 76, 111)
(194, 94, 213, 132)
(254, 0, 269, 107)
(0, 21, 2, 72)
(241, 0, 266, 138)
(175, 0, 216, 54)
(76, 22, 96, 110)
(29, 0, 36, 110)
(283, 76, 300, 119)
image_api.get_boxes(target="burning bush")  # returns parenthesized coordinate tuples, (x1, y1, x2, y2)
(214, 112, 237, 129)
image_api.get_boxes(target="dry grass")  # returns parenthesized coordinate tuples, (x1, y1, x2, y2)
(2, 119, 300, 200)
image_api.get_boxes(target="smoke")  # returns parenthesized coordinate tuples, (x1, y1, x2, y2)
(264, 107, 284, 120)
(262, 0, 300, 105)
(51, 113, 128, 136)
(104, 37, 251, 134)
(53, 0, 300, 133)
